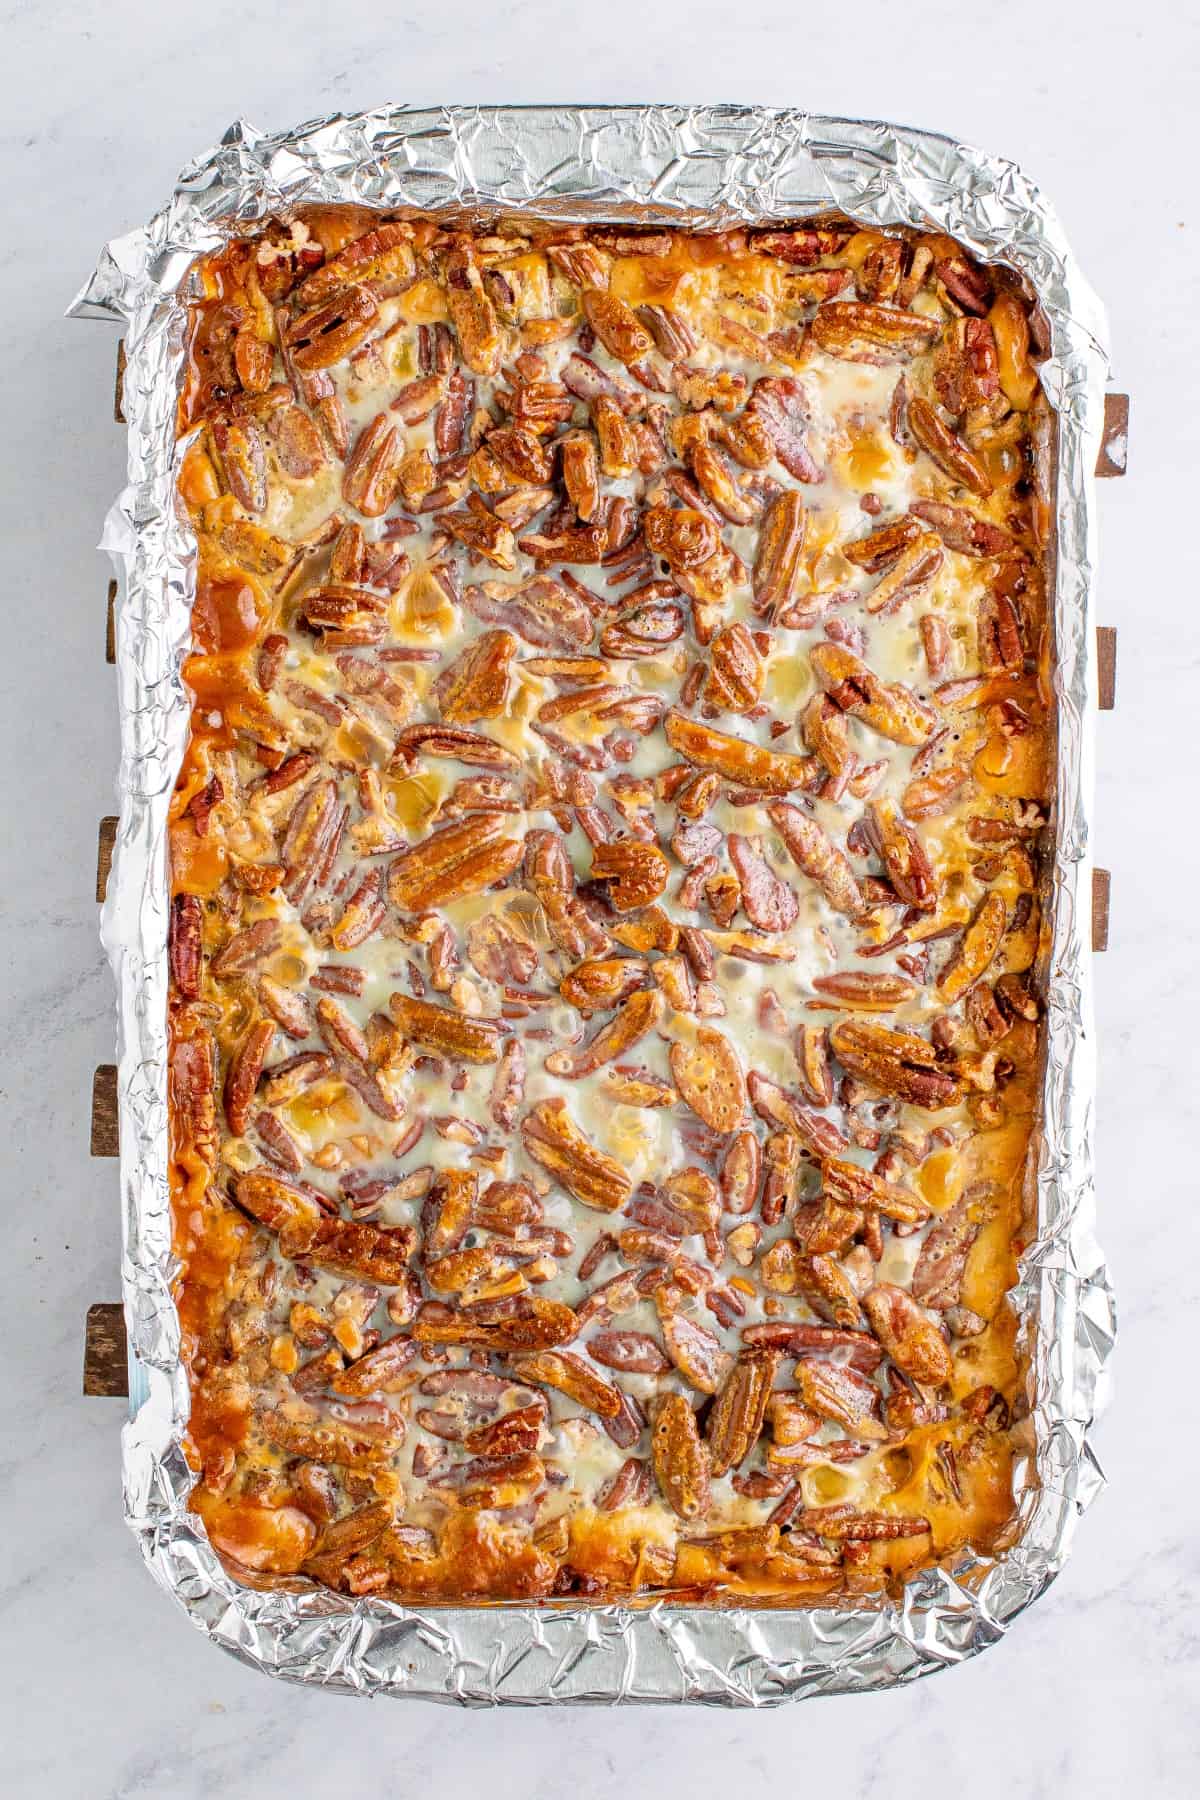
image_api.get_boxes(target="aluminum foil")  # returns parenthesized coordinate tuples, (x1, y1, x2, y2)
(71, 105, 1115, 1704)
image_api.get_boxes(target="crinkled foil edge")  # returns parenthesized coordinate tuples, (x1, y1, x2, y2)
(71, 105, 1115, 1705)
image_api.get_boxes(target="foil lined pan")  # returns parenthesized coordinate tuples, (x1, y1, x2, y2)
(70, 105, 1115, 1704)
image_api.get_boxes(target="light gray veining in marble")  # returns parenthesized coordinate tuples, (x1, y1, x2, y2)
(2, 1, 1196, 1793)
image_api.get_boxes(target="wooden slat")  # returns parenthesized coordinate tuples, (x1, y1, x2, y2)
(1096, 393, 1129, 478)
(96, 816, 118, 903)
(91, 1064, 119, 1158)
(1092, 868, 1111, 952)
(1096, 627, 1117, 711)
(84, 1303, 129, 1397)
(106, 579, 117, 665)
(114, 339, 127, 425)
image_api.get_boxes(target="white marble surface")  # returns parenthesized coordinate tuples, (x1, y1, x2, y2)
(4, 0, 1196, 1791)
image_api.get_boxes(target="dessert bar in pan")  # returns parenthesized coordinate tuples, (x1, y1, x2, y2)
(170, 209, 1052, 1602)
(76, 106, 1115, 1702)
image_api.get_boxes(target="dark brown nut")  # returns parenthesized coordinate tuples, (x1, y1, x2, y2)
(809, 641, 939, 745)
(465, 575, 595, 652)
(212, 418, 268, 514)
(728, 835, 798, 933)
(704, 623, 765, 713)
(509, 1350, 622, 1418)
(412, 1296, 579, 1350)
(582, 288, 655, 364)
(224, 1018, 275, 1137)
(169, 894, 203, 999)
(719, 1129, 762, 1216)
(587, 1330, 671, 1375)
(866, 798, 938, 910)
(745, 377, 821, 481)
(443, 242, 504, 375)
(937, 892, 1008, 1001)
(387, 815, 524, 912)
(829, 1018, 960, 1110)
(432, 629, 516, 723)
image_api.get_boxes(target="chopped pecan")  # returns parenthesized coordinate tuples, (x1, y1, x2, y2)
(910, 499, 1014, 557)
(489, 1037, 526, 1130)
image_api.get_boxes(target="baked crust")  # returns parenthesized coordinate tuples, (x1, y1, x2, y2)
(168, 209, 1049, 1601)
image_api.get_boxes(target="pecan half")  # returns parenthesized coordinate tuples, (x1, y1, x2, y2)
(752, 490, 807, 616)
(545, 988, 663, 1078)
(704, 623, 765, 712)
(508, 1350, 622, 1418)
(652, 1393, 712, 1520)
(862, 1283, 952, 1385)
(728, 835, 798, 932)
(767, 803, 865, 918)
(432, 629, 516, 723)
(669, 1028, 747, 1132)
(286, 285, 379, 371)
(707, 1349, 778, 1477)
(589, 840, 669, 912)
(866, 798, 938, 910)
(829, 1019, 959, 1110)
(387, 815, 523, 912)
(665, 711, 817, 794)
(937, 892, 1007, 1001)
(520, 1098, 633, 1212)
(907, 396, 992, 497)
(388, 993, 502, 1064)
(465, 575, 594, 652)
(169, 894, 203, 999)
(809, 641, 938, 745)
(809, 301, 940, 363)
